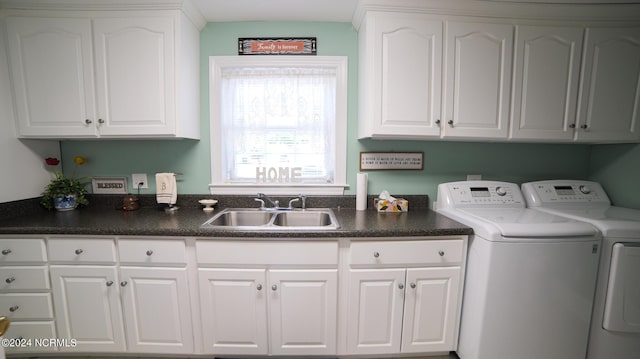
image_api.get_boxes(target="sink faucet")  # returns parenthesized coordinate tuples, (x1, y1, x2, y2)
(287, 194, 307, 210)
(256, 193, 279, 210)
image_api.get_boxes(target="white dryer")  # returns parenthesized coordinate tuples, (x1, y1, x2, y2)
(522, 180, 640, 359)
(436, 181, 601, 359)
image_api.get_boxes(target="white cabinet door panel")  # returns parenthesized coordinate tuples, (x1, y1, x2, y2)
(402, 267, 462, 353)
(578, 27, 640, 142)
(6, 17, 96, 137)
(93, 17, 176, 136)
(120, 267, 193, 354)
(445, 22, 513, 139)
(511, 26, 583, 140)
(346, 269, 405, 355)
(269, 269, 337, 355)
(198, 268, 268, 355)
(50, 266, 125, 352)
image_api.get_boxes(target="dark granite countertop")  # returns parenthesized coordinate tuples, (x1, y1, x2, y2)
(0, 195, 472, 239)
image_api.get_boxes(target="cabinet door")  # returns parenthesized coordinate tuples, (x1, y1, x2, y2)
(198, 268, 268, 355)
(50, 266, 125, 352)
(346, 269, 405, 355)
(444, 22, 513, 139)
(5, 17, 97, 137)
(119, 267, 193, 354)
(402, 267, 462, 353)
(511, 26, 583, 141)
(362, 12, 442, 138)
(578, 27, 640, 142)
(93, 17, 176, 137)
(269, 269, 338, 355)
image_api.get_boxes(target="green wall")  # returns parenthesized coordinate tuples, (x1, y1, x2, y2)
(589, 143, 640, 209)
(61, 21, 594, 204)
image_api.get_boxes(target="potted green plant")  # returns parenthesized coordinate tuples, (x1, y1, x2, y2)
(41, 156, 89, 211)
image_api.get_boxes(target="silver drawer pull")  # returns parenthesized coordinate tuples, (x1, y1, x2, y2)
(5, 277, 15, 284)
(398, 283, 404, 290)
(373, 251, 380, 258)
(410, 283, 416, 289)
(438, 250, 445, 256)
(120, 281, 128, 287)
(146, 250, 153, 256)
(75, 249, 83, 255)
(1, 249, 11, 255)
(257, 284, 263, 291)
(9, 305, 19, 312)
(272, 284, 278, 291)
(106, 281, 114, 287)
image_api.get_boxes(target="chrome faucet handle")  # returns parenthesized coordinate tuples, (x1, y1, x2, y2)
(254, 198, 265, 209)
(288, 197, 300, 209)
(300, 194, 307, 209)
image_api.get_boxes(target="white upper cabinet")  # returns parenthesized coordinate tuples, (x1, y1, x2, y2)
(6, 17, 97, 137)
(444, 22, 513, 139)
(354, 0, 640, 143)
(576, 27, 640, 142)
(510, 26, 584, 141)
(358, 12, 442, 139)
(5, 11, 200, 139)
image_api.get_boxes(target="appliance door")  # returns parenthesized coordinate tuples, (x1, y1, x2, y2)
(458, 236, 600, 359)
(603, 243, 640, 333)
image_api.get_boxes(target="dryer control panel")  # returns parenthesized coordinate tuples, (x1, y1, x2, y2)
(522, 180, 611, 206)
(437, 181, 525, 209)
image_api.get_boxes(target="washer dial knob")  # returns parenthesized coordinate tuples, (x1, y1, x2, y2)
(579, 185, 591, 194)
(496, 187, 507, 196)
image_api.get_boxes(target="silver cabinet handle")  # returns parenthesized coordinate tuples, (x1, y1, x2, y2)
(569, 123, 576, 129)
(410, 283, 416, 289)
(9, 305, 19, 312)
(439, 250, 445, 256)
(106, 281, 114, 287)
(1, 249, 11, 255)
(5, 277, 15, 284)
(257, 284, 263, 291)
(75, 249, 83, 255)
(146, 250, 153, 256)
(85, 119, 92, 124)
(398, 283, 404, 290)
(98, 118, 104, 124)
(581, 124, 588, 129)
(272, 284, 278, 291)
(448, 120, 454, 127)
(373, 251, 380, 258)
(435, 119, 441, 126)
(120, 281, 128, 287)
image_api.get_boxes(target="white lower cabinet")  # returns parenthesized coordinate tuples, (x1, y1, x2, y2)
(49, 237, 193, 354)
(50, 265, 125, 352)
(346, 239, 466, 356)
(197, 240, 339, 356)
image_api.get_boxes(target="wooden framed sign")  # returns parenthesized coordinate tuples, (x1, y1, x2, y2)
(360, 152, 424, 171)
(238, 37, 317, 55)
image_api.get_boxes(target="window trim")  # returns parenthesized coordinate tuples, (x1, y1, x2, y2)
(208, 55, 348, 196)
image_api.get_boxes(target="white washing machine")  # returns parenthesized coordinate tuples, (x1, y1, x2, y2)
(522, 180, 640, 359)
(436, 181, 601, 359)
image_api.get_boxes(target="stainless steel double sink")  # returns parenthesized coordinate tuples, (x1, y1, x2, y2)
(202, 208, 340, 230)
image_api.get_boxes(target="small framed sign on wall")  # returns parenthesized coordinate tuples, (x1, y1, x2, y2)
(360, 152, 424, 171)
(238, 37, 317, 55)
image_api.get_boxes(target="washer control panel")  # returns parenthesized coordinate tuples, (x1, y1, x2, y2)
(522, 181, 610, 206)
(440, 181, 525, 208)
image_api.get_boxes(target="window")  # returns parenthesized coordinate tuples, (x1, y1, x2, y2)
(209, 56, 348, 195)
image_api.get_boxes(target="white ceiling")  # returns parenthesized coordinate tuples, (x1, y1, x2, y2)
(192, 0, 359, 22)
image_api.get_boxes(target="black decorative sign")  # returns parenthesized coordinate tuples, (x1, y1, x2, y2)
(238, 37, 317, 55)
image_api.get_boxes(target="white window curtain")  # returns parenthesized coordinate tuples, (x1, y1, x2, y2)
(220, 66, 337, 184)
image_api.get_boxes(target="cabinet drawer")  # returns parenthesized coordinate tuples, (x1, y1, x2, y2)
(4, 321, 57, 353)
(0, 293, 53, 319)
(48, 238, 116, 263)
(118, 239, 186, 265)
(0, 239, 47, 263)
(0, 266, 49, 290)
(350, 240, 464, 267)
(197, 241, 338, 266)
